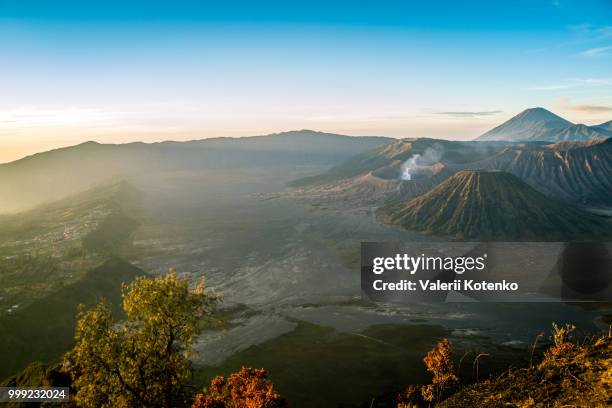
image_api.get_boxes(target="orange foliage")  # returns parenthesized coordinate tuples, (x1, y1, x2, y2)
(396, 338, 458, 406)
(422, 338, 458, 400)
(542, 323, 576, 363)
(396, 384, 424, 408)
(192, 367, 287, 408)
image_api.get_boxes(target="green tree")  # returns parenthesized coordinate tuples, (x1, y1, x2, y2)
(64, 271, 219, 408)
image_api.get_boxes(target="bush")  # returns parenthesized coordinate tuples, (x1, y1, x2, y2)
(192, 367, 287, 408)
(64, 271, 219, 408)
(421, 338, 458, 402)
(396, 338, 458, 407)
(542, 322, 576, 363)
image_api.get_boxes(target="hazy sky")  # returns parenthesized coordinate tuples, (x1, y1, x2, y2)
(1, 0, 612, 162)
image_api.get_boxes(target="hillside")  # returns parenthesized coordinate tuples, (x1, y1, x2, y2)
(476, 108, 573, 141)
(593, 120, 612, 136)
(534, 123, 609, 142)
(291, 135, 612, 210)
(473, 138, 612, 206)
(0, 258, 144, 380)
(378, 170, 611, 240)
(0, 180, 145, 379)
(439, 335, 611, 408)
(0, 130, 391, 213)
(290, 138, 505, 187)
(0, 180, 141, 314)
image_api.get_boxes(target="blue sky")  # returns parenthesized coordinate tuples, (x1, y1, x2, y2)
(1, 0, 611, 162)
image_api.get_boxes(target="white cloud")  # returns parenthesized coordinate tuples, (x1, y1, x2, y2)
(579, 45, 612, 57)
(526, 84, 574, 91)
(434, 111, 503, 118)
(526, 78, 612, 91)
(568, 24, 612, 41)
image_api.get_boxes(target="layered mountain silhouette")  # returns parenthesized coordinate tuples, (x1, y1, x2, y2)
(378, 170, 610, 240)
(291, 138, 504, 187)
(472, 138, 612, 206)
(477, 108, 571, 141)
(593, 120, 612, 136)
(476, 107, 610, 142)
(537, 123, 608, 142)
(293, 136, 612, 207)
(0, 130, 390, 213)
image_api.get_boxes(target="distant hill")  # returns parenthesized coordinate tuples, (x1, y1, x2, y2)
(290, 138, 505, 187)
(0, 130, 391, 213)
(535, 123, 609, 142)
(477, 108, 573, 141)
(472, 138, 612, 206)
(292, 136, 612, 208)
(378, 170, 611, 240)
(476, 107, 611, 142)
(592, 120, 612, 136)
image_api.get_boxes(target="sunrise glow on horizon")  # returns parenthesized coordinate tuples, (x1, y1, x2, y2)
(1, 0, 611, 163)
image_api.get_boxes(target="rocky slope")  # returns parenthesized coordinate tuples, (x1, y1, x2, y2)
(378, 170, 611, 240)
(535, 123, 609, 142)
(291, 138, 505, 187)
(473, 138, 612, 206)
(593, 120, 612, 136)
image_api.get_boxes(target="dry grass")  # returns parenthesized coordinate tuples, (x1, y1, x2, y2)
(397, 338, 459, 407)
(398, 324, 611, 407)
(439, 324, 611, 408)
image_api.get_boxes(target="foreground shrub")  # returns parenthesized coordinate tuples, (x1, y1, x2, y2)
(192, 367, 287, 408)
(396, 384, 425, 408)
(64, 271, 219, 408)
(421, 338, 459, 402)
(397, 338, 458, 406)
(542, 322, 576, 363)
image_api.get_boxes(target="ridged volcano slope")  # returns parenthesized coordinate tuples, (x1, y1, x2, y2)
(473, 138, 612, 206)
(379, 170, 611, 240)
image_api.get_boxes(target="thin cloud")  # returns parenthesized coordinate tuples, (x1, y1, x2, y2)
(569, 78, 612, 85)
(435, 111, 503, 118)
(555, 97, 612, 114)
(569, 24, 612, 41)
(526, 84, 574, 91)
(527, 77, 612, 91)
(529, 24, 612, 54)
(579, 45, 612, 57)
(567, 104, 612, 113)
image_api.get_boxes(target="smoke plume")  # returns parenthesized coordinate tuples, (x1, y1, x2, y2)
(400, 144, 444, 181)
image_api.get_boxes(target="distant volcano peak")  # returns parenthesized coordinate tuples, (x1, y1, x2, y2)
(477, 107, 573, 142)
(516, 107, 563, 119)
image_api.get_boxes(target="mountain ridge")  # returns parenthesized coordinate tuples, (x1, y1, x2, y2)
(378, 170, 611, 240)
(476, 108, 610, 142)
(535, 123, 609, 142)
(2, 130, 392, 167)
(470, 137, 612, 206)
(0, 130, 392, 213)
(476, 108, 573, 141)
